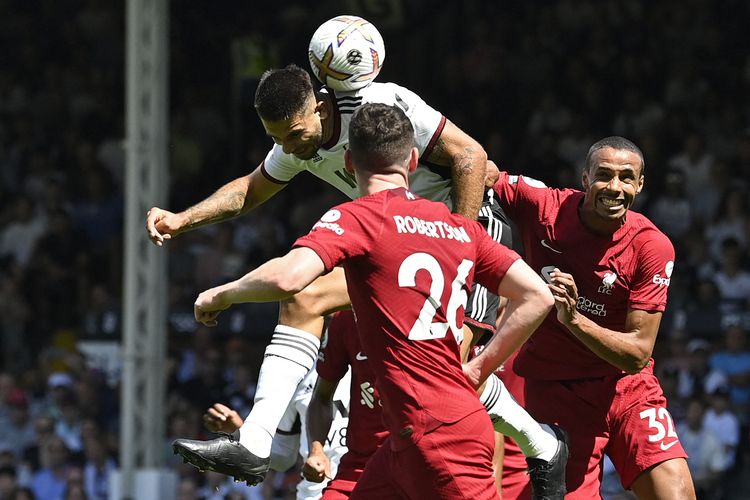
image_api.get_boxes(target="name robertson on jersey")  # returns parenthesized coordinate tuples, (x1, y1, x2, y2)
(392, 215, 471, 243)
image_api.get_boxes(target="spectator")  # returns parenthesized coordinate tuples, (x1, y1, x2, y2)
(709, 325, 750, 415)
(0, 389, 36, 460)
(31, 437, 70, 500)
(677, 398, 728, 500)
(712, 238, 750, 313)
(703, 387, 741, 471)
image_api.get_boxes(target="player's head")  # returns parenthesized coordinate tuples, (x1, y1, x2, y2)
(581, 136, 645, 230)
(346, 103, 417, 177)
(254, 64, 327, 160)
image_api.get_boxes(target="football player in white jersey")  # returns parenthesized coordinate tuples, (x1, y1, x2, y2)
(149, 18, 565, 492)
(204, 365, 352, 500)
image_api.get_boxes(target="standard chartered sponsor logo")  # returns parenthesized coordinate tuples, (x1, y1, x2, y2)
(577, 296, 607, 316)
(392, 215, 471, 243)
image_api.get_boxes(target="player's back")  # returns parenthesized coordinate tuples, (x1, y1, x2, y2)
(337, 188, 501, 449)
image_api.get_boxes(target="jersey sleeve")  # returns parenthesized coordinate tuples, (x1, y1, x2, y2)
(260, 145, 305, 183)
(629, 231, 675, 312)
(293, 199, 383, 271)
(471, 224, 521, 293)
(316, 311, 354, 382)
(491, 171, 552, 222)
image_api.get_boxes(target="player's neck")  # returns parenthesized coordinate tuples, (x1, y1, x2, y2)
(578, 205, 626, 236)
(358, 173, 408, 197)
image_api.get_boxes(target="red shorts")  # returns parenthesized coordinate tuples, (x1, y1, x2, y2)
(523, 362, 687, 498)
(350, 410, 499, 500)
(322, 477, 358, 499)
(321, 455, 367, 500)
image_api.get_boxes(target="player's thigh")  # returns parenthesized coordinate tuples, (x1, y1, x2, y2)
(629, 458, 696, 500)
(397, 412, 499, 500)
(524, 378, 609, 497)
(349, 444, 404, 500)
(606, 370, 689, 491)
(278, 267, 350, 329)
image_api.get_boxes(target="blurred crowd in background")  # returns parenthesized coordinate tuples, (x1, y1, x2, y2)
(0, 1, 749, 499)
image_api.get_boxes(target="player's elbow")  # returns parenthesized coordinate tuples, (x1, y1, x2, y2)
(623, 354, 651, 374)
(274, 269, 309, 296)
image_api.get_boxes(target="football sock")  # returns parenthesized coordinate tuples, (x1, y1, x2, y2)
(479, 373, 558, 461)
(239, 325, 320, 458)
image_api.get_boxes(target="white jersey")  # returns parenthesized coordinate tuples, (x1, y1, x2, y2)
(261, 82, 454, 208)
(271, 364, 352, 500)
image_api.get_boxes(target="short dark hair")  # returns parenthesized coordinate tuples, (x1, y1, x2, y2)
(349, 103, 415, 172)
(254, 64, 316, 121)
(585, 136, 645, 175)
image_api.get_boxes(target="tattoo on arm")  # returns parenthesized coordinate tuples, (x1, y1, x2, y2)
(183, 188, 248, 230)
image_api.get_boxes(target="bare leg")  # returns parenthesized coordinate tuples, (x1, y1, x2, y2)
(240, 268, 350, 456)
(629, 458, 696, 500)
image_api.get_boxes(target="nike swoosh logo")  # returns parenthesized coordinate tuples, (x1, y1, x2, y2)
(356, 352, 368, 361)
(659, 440, 679, 451)
(540, 239, 562, 254)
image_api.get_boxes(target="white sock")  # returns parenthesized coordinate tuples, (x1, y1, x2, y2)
(480, 373, 558, 461)
(239, 325, 320, 458)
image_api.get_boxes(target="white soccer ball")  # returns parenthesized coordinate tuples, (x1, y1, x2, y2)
(308, 15, 386, 92)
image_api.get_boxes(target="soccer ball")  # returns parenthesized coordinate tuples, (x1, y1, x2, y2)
(308, 15, 386, 92)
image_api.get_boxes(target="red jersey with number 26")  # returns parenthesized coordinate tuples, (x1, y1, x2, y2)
(294, 187, 519, 450)
(492, 172, 675, 380)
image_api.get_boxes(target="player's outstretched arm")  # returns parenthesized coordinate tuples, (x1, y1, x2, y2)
(302, 376, 339, 483)
(146, 165, 285, 246)
(422, 120, 488, 220)
(547, 268, 659, 373)
(193, 247, 326, 327)
(465, 259, 554, 387)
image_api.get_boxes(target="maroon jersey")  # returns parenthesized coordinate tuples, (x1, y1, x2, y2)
(317, 310, 388, 463)
(295, 187, 519, 449)
(492, 172, 675, 379)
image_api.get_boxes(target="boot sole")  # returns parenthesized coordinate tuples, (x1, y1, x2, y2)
(172, 443, 266, 486)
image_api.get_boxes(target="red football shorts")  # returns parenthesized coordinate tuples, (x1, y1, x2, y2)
(523, 362, 687, 498)
(349, 410, 499, 500)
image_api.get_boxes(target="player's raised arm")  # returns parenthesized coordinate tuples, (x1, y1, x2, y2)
(146, 163, 286, 246)
(422, 119, 488, 220)
(302, 376, 339, 483)
(193, 247, 326, 327)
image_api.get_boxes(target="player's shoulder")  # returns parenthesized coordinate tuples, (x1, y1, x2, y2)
(629, 210, 675, 254)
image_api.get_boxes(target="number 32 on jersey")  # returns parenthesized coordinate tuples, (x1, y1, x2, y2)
(398, 252, 473, 345)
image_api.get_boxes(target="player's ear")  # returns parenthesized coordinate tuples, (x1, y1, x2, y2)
(407, 147, 419, 172)
(344, 149, 355, 174)
(636, 174, 644, 194)
(582, 170, 590, 190)
(315, 99, 329, 120)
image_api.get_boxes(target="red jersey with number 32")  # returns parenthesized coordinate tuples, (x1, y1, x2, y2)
(492, 172, 675, 380)
(295, 187, 519, 449)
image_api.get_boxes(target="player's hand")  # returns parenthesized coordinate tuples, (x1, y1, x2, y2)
(146, 207, 184, 246)
(461, 361, 483, 390)
(194, 288, 231, 327)
(484, 160, 500, 187)
(302, 449, 331, 483)
(545, 268, 580, 326)
(203, 403, 243, 433)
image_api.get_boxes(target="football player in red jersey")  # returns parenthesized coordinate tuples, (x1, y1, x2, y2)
(485, 137, 696, 499)
(301, 310, 388, 499)
(186, 103, 554, 499)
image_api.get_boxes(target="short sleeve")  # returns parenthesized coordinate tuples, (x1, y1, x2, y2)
(293, 200, 381, 271)
(261, 145, 305, 183)
(629, 232, 675, 312)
